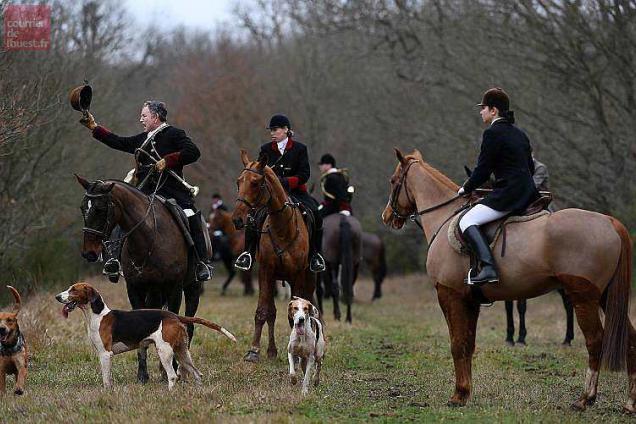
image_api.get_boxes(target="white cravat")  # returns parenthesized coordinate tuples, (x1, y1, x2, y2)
(277, 137, 288, 155)
(490, 117, 504, 126)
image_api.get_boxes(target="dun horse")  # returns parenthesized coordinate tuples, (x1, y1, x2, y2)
(208, 208, 254, 296)
(318, 213, 362, 323)
(382, 149, 634, 412)
(76, 176, 202, 383)
(232, 150, 316, 362)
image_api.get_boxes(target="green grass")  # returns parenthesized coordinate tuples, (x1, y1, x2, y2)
(0, 273, 633, 423)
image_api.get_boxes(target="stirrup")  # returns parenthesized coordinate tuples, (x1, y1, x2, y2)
(196, 262, 214, 282)
(310, 253, 326, 273)
(235, 252, 253, 271)
(465, 267, 499, 286)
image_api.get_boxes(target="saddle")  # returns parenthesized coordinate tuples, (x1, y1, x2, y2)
(251, 197, 316, 251)
(448, 193, 552, 257)
(156, 197, 212, 255)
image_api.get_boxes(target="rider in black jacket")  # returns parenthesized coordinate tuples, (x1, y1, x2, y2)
(80, 101, 213, 282)
(234, 114, 326, 273)
(317, 153, 352, 217)
(458, 88, 539, 285)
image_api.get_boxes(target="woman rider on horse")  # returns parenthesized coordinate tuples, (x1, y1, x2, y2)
(457, 88, 539, 285)
(235, 114, 326, 273)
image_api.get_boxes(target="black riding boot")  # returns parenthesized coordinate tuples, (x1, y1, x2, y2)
(463, 225, 499, 285)
(310, 226, 326, 273)
(235, 224, 257, 271)
(188, 212, 214, 282)
(103, 226, 123, 283)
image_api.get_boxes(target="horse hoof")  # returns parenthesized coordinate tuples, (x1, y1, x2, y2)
(570, 400, 587, 411)
(447, 398, 467, 407)
(221, 290, 227, 296)
(137, 374, 149, 384)
(562, 340, 572, 347)
(244, 350, 260, 363)
(505, 340, 514, 347)
(516, 341, 526, 347)
(267, 349, 278, 359)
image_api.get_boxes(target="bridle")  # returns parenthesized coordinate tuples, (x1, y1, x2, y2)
(236, 167, 292, 216)
(389, 159, 466, 237)
(81, 190, 116, 239)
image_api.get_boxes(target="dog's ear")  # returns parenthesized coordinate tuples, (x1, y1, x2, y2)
(86, 286, 99, 303)
(6, 286, 21, 315)
(310, 304, 320, 318)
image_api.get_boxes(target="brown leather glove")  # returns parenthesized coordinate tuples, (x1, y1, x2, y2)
(155, 158, 166, 172)
(79, 112, 97, 130)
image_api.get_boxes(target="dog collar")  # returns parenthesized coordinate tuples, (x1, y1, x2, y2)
(0, 333, 24, 356)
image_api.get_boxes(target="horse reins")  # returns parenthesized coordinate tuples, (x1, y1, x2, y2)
(389, 159, 468, 245)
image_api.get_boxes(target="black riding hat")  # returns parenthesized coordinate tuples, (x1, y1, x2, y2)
(477, 87, 509, 112)
(267, 114, 291, 130)
(318, 154, 336, 167)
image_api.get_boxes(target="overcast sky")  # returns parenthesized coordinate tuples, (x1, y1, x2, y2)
(125, 0, 236, 32)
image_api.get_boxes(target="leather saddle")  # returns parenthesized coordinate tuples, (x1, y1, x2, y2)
(450, 192, 553, 256)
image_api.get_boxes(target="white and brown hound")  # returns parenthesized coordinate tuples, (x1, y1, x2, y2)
(0, 286, 27, 395)
(287, 296, 325, 395)
(56, 282, 236, 390)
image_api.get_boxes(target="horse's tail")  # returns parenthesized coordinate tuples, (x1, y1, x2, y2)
(600, 217, 632, 371)
(178, 316, 237, 342)
(340, 215, 354, 306)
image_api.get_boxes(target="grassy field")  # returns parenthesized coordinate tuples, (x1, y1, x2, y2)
(1, 272, 634, 423)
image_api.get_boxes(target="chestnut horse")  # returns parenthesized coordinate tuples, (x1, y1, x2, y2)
(208, 208, 254, 296)
(382, 149, 634, 412)
(232, 150, 316, 362)
(76, 176, 202, 384)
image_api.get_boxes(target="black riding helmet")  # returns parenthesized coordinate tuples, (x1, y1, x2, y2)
(318, 153, 336, 167)
(267, 114, 291, 130)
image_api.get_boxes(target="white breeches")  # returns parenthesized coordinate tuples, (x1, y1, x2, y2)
(459, 204, 509, 233)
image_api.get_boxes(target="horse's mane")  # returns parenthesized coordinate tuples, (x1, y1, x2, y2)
(94, 179, 152, 202)
(405, 150, 459, 191)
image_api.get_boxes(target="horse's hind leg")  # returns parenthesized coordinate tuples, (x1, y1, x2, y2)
(623, 322, 636, 413)
(221, 256, 235, 295)
(560, 276, 602, 411)
(516, 300, 527, 345)
(242, 270, 255, 296)
(558, 288, 574, 345)
(436, 284, 480, 407)
(505, 301, 515, 346)
(183, 281, 202, 345)
(327, 265, 341, 321)
(316, 272, 324, 315)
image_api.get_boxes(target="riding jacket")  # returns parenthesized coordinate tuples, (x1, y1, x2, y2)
(319, 169, 352, 216)
(463, 118, 539, 214)
(92, 125, 200, 208)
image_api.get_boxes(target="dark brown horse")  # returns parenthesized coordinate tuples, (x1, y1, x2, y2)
(208, 208, 254, 296)
(382, 149, 634, 412)
(318, 213, 362, 322)
(232, 150, 316, 362)
(76, 176, 202, 383)
(361, 231, 388, 300)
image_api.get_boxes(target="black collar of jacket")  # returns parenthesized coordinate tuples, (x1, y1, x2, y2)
(0, 332, 24, 356)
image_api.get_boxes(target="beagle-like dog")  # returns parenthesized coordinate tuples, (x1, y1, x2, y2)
(0, 286, 27, 395)
(56, 282, 236, 390)
(287, 296, 325, 395)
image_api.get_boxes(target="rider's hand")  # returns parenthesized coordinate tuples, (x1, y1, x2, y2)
(155, 158, 166, 172)
(79, 112, 97, 130)
(457, 186, 466, 196)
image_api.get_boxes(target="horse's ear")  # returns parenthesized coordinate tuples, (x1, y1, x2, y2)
(240, 149, 250, 167)
(394, 148, 406, 165)
(464, 165, 473, 177)
(257, 152, 268, 170)
(75, 174, 91, 190)
(104, 182, 115, 193)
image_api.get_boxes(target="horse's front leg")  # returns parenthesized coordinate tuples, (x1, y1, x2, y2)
(245, 267, 272, 363)
(436, 284, 480, 407)
(505, 301, 515, 346)
(516, 300, 527, 345)
(127, 282, 149, 384)
(221, 255, 235, 295)
(183, 280, 202, 345)
(558, 288, 574, 345)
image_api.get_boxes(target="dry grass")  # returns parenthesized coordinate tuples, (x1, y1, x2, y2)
(0, 273, 634, 423)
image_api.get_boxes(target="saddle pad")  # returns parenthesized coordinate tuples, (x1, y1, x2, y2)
(448, 209, 550, 255)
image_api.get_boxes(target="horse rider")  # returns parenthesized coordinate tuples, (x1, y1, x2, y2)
(317, 153, 353, 217)
(531, 156, 558, 212)
(79, 100, 214, 282)
(457, 88, 539, 285)
(211, 193, 228, 213)
(234, 114, 326, 273)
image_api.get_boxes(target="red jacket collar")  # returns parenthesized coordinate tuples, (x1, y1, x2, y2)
(270, 137, 294, 152)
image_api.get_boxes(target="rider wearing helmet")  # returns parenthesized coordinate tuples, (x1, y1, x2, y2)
(317, 153, 352, 217)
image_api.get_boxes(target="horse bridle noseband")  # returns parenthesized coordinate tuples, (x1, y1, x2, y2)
(389, 159, 466, 240)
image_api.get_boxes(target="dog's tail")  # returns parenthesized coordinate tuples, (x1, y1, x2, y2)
(177, 316, 237, 342)
(6, 286, 21, 314)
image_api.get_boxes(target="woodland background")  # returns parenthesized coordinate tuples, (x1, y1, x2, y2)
(1, 0, 635, 293)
